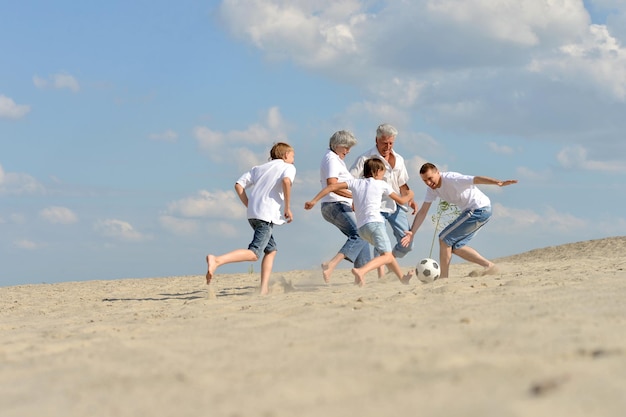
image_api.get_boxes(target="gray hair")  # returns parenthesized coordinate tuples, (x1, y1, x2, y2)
(329, 130, 358, 151)
(376, 123, 398, 139)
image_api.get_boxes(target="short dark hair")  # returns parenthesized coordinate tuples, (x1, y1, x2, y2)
(420, 162, 437, 174)
(363, 158, 386, 178)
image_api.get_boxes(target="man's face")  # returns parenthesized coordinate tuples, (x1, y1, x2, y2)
(420, 168, 441, 190)
(375, 135, 395, 157)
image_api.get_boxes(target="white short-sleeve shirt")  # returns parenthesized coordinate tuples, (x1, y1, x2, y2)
(319, 149, 354, 204)
(236, 159, 296, 225)
(349, 147, 409, 213)
(424, 171, 490, 212)
(345, 177, 394, 228)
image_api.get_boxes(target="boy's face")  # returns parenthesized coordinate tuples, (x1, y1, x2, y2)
(420, 168, 441, 189)
(284, 150, 295, 164)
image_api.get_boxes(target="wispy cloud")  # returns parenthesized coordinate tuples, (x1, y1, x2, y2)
(94, 219, 146, 241)
(39, 206, 79, 224)
(0, 95, 31, 119)
(33, 72, 80, 92)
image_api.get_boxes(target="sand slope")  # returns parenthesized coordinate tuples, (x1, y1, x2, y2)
(2, 237, 625, 417)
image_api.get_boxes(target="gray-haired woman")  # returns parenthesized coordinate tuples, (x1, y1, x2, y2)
(317, 130, 371, 282)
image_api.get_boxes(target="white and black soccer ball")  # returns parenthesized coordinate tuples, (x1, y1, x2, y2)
(416, 258, 440, 283)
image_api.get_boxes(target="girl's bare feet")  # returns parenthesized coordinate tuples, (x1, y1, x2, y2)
(321, 262, 332, 284)
(399, 269, 414, 285)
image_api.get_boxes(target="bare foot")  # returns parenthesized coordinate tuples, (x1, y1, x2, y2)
(206, 254, 217, 284)
(468, 264, 499, 277)
(482, 264, 499, 276)
(321, 262, 332, 284)
(399, 269, 414, 285)
(351, 268, 365, 287)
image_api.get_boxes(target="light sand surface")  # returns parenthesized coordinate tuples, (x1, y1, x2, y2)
(2, 237, 626, 417)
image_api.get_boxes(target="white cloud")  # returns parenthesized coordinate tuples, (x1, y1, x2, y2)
(39, 206, 79, 224)
(194, 107, 290, 170)
(218, 1, 626, 162)
(0, 164, 45, 195)
(556, 145, 626, 172)
(493, 203, 587, 233)
(33, 73, 80, 92)
(159, 215, 199, 236)
(94, 219, 146, 241)
(487, 142, 515, 155)
(13, 239, 40, 250)
(0, 95, 31, 119)
(149, 129, 178, 142)
(165, 189, 246, 219)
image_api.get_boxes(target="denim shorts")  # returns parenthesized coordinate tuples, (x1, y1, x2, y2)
(247, 218, 277, 258)
(358, 222, 392, 254)
(439, 206, 492, 250)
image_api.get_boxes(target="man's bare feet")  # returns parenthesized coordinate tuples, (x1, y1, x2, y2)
(399, 269, 414, 285)
(468, 263, 499, 277)
(351, 268, 365, 287)
(206, 254, 217, 284)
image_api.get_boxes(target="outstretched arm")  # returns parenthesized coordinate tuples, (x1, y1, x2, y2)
(389, 189, 414, 206)
(304, 182, 348, 210)
(401, 201, 432, 247)
(400, 184, 417, 214)
(235, 183, 248, 207)
(473, 176, 518, 187)
(282, 177, 293, 223)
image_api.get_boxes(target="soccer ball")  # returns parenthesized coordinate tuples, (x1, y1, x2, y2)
(416, 258, 440, 283)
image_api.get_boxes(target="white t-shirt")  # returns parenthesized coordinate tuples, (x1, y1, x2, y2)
(319, 149, 354, 204)
(424, 171, 490, 212)
(349, 147, 409, 213)
(345, 177, 394, 228)
(236, 159, 296, 225)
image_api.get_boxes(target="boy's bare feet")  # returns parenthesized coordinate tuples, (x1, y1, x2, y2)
(351, 268, 365, 287)
(321, 262, 332, 284)
(206, 254, 217, 284)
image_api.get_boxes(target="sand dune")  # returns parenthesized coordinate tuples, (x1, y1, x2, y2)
(1, 237, 625, 417)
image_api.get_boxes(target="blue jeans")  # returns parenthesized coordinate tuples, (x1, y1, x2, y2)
(321, 202, 371, 268)
(439, 206, 492, 250)
(247, 218, 277, 258)
(358, 222, 392, 254)
(380, 205, 412, 258)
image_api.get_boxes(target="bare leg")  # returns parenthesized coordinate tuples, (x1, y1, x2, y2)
(439, 239, 453, 279)
(206, 249, 258, 284)
(452, 245, 497, 275)
(352, 253, 393, 287)
(377, 265, 386, 279)
(259, 250, 277, 295)
(386, 257, 413, 284)
(321, 253, 345, 283)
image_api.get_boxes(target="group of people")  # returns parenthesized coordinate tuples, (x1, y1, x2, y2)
(205, 124, 517, 294)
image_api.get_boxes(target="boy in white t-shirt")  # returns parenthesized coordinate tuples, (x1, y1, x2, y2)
(305, 158, 414, 286)
(401, 162, 517, 279)
(206, 142, 296, 295)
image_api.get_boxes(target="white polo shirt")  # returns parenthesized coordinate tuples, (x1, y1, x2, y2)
(319, 149, 354, 204)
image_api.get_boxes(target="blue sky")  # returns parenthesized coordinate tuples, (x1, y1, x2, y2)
(2, 0, 626, 286)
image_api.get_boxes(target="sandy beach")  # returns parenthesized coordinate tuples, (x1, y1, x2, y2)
(2, 236, 626, 417)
